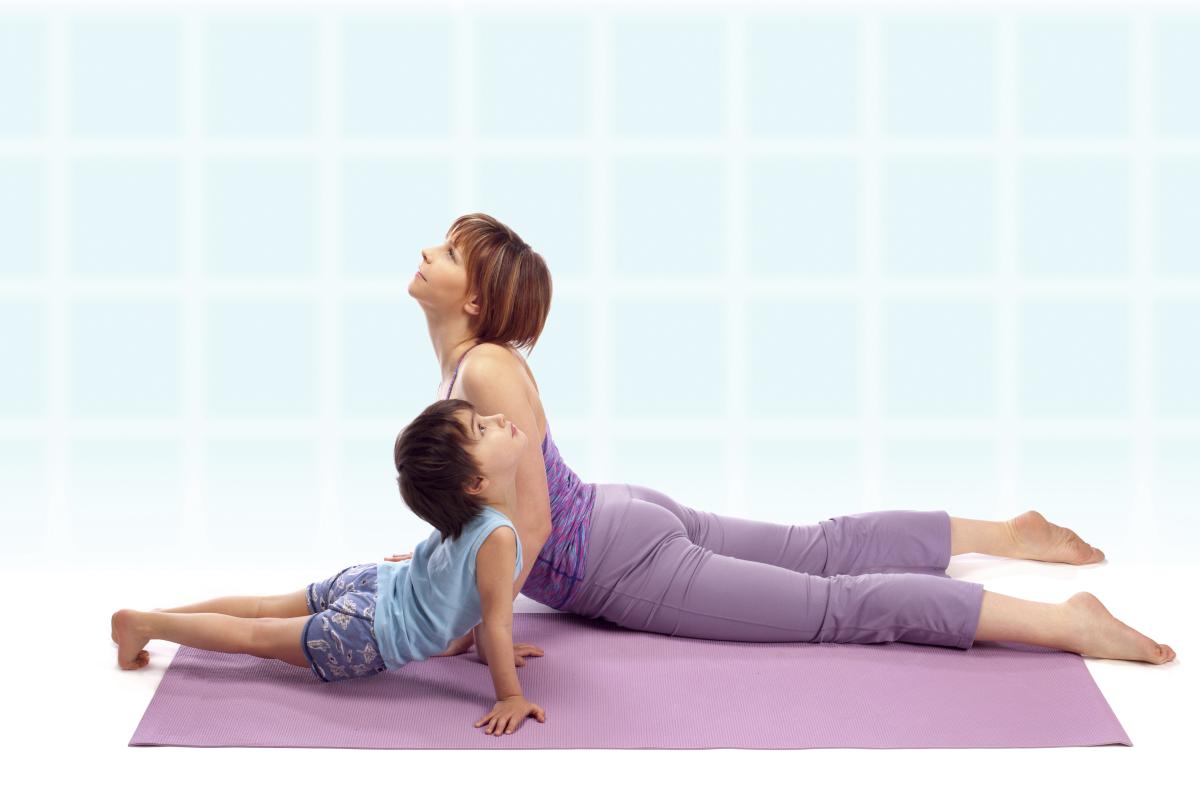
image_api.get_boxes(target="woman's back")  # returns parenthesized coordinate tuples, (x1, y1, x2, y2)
(441, 342, 597, 610)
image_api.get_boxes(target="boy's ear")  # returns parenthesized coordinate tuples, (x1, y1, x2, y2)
(464, 475, 488, 496)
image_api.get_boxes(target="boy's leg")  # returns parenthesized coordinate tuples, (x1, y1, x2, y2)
(112, 609, 311, 669)
(155, 589, 311, 618)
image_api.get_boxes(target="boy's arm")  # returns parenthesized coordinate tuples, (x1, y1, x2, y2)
(475, 525, 522, 700)
(471, 623, 488, 662)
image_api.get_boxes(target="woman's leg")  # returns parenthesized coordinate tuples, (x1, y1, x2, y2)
(975, 590, 1175, 664)
(627, 487, 1104, 571)
(626, 483, 953, 576)
(111, 608, 310, 670)
(948, 516, 1019, 557)
(571, 489, 984, 648)
(955, 511, 1105, 564)
(574, 486, 1172, 662)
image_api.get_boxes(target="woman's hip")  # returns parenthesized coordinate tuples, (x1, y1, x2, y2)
(566, 482, 690, 616)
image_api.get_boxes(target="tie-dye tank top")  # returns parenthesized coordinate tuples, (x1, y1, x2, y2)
(444, 344, 596, 610)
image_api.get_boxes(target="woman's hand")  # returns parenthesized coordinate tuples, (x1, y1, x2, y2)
(475, 695, 546, 735)
(384, 552, 412, 562)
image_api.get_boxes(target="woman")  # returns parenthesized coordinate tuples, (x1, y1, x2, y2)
(406, 212, 1175, 666)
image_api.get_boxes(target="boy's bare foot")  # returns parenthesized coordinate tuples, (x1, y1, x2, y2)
(111, 609, 151, 670)
(1004, 510, 1105, 565)
(1062, 592, 1176, 664)
(113, 607, 163, 644)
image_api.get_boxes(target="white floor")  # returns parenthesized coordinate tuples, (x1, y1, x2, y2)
(4, 555, 1196, 798)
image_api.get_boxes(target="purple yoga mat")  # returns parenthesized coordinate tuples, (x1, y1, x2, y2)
(129, 612, 1131, 749)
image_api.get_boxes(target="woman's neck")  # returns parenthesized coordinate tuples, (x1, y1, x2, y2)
(424, 312, 479, 384)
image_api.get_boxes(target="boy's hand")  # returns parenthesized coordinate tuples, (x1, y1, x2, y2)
(475, 695, 546, 735)
(432, 629, 475, 658)
(511, 642, 544, 666)
(474, 641, 544, 666)
(429, 631, 544, 663)
(384, 552, 412, 562)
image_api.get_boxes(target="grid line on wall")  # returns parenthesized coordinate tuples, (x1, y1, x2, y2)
(1132, 13, 1155, 560)
(454, 5, 472, 316)
(591, 11, 612, 481)
(181, 11, 204, 555)
(997, 13, 1017, 520)
(318, 11, 341, 549)
(10, 137, 1200, 159)
(44, 10, 66, 551)
(860, 13, 881, 509)
(727, 12, 746, 511)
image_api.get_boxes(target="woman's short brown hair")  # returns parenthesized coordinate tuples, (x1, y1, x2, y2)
(446, 212, 552, 354)
(394, 398, 485, 543)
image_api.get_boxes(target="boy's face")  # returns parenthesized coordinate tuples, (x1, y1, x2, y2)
(457, 407, 528, 494)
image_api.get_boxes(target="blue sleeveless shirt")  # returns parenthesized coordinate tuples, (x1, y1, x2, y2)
(373, 505, 523, 669)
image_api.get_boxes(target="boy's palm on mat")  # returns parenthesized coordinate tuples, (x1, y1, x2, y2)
(475, 641, 545, 666)
(434, 628, 545, 665)
(475, 695, 547, 735)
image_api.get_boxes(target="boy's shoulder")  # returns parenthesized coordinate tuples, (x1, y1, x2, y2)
(477, 505, 517, 531)
(476, 524, 518, 562)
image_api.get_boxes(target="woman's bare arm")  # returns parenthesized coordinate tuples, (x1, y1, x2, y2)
(461, 349, 553, 600)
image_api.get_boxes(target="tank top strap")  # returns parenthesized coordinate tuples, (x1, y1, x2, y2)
(445, 342, 484, 399)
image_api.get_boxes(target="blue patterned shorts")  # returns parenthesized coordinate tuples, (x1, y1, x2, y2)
(302, 562, 388, 683)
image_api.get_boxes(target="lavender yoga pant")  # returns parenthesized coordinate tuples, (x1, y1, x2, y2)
(562, 483, 985, 650)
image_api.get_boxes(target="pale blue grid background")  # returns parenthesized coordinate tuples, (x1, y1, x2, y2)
(2, 5, 1199, 568)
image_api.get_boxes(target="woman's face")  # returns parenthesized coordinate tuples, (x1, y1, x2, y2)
(408, 239, 468, 307)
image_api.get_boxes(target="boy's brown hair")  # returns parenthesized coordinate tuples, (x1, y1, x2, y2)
(394, 398, 486, 543)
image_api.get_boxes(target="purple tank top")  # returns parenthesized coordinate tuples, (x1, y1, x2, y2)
(444, 344, 596, 610)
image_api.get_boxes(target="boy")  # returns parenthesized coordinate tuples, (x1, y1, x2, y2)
(112, 398, 546, 734)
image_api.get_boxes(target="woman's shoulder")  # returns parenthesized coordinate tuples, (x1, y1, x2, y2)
(465, 342, 540, 394)
(471, 341, 523, 367)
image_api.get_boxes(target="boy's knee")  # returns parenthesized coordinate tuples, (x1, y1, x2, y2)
(245, 618, 269, 654)
(243, 618, 307, 668)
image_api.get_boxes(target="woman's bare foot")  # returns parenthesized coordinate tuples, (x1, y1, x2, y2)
(111, 609, 151, 670)
(1004, 510, 1105, 565)
(1062, 592, 1176, 664)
